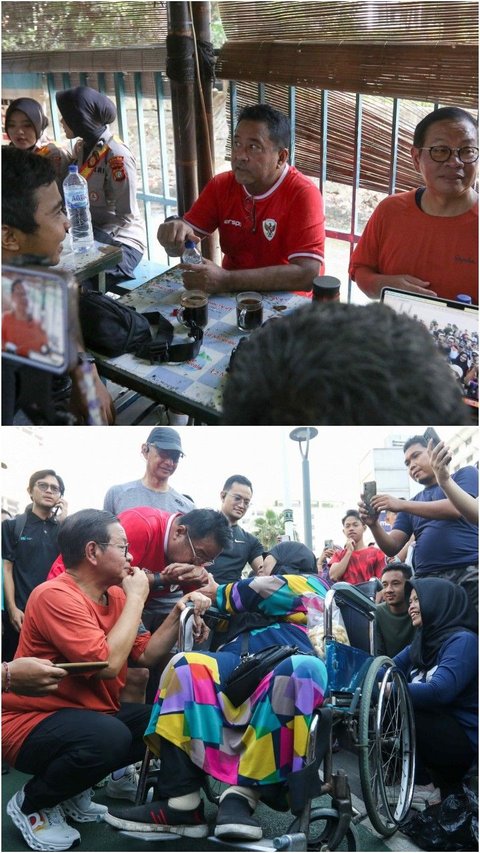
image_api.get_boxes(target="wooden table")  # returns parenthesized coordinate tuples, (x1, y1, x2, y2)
(54, 241, 123, 292)
(92, 267, 308, 424)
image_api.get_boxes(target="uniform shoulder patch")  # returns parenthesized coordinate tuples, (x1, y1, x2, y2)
(109, 155, 126, 181)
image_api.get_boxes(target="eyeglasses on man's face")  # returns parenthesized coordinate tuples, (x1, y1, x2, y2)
(97, 542, 130, 558)
(35, 481, 61, 495)
(185, 528, 214, 567)
(418, 145, 479, 164)
(226, 492, 251, 507)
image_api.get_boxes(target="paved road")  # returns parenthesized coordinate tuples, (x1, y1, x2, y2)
(2, 759, 421, 852)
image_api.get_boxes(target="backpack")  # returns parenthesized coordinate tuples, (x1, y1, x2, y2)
(78, 292, 203, 362)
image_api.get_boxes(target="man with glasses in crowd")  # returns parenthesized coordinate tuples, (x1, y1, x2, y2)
(3, 508, 221, 853)
(103, 427, 194, 516)
(211, 475, 263, 584)
(157, 103, 325, 294)
(2, 469, 67, 661)
(349, 106, 478, 302)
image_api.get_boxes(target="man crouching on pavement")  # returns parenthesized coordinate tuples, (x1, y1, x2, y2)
(3, 508, 229, 852)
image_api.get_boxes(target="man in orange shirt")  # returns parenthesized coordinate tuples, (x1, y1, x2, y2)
(2, 279, 48, 358)
(3, 508, 226, 853)
(349, 106, 478, 302)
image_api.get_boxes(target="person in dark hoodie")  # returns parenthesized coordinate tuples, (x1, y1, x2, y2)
(55, 86, 146, 285)
(5, 97, 72, 183)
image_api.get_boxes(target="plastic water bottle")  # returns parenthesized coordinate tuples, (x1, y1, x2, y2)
(181, 239, 202, 265)
(456, 294, 473, 304)
(63, 165, 94, 254)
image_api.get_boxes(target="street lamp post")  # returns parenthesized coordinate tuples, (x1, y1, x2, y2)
(289, 427, 318, 550)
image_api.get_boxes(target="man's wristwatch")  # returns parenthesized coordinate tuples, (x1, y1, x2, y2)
(164, 215, 182, 223)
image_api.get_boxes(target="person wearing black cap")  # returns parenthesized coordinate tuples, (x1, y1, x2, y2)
(103, 427, 195, 516)
(4, 97, 72, 183)
(55, 86, 146, 285)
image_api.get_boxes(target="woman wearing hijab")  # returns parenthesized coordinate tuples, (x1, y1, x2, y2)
(4, 97, 72, 182)
(55, 86, 146, 285)
(393, 577, 477, 809)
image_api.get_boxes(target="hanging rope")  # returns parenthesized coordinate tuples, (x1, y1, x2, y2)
(189, 0, 215, 174)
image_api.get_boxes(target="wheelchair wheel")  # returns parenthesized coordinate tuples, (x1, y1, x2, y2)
(288, 807, 358, 850)
(358, 656, 415, 837)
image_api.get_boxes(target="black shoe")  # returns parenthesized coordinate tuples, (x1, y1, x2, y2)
(214, 794, 262, 840)
(103, 798, 208, 838)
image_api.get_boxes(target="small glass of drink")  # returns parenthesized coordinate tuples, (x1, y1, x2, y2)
(236, 292, 263, 331)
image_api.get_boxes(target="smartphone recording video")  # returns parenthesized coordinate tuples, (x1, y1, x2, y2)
(362, 480, 377, 513)
(2, 266, 79, 375)
(424, 427, 441, 447)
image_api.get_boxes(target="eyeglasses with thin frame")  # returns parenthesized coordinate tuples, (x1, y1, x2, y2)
(97, 542, 130, 558)
(418, 145, 479, 164)
(226, 492, 251, 507)
(35, 482, 61, 495)
(185, 529, 214, 567)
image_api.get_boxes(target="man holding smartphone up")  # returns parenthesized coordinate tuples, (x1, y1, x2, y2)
(2, 469, 68, 660)
(359, 432, 478, 608)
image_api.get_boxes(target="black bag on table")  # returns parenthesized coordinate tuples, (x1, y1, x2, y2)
(78, 291, 202, 362)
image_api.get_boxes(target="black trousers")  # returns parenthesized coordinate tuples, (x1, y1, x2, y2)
(415, 708, 476, 793)
(156, 737, 204, 799)
(15, 702, 151, 812)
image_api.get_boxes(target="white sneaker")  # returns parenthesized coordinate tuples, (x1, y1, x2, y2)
(105, 765, 139, 802)
(7, 788, 81, 851)
(61, 788, 108, 823)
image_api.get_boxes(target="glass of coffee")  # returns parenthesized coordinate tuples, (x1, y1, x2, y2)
(236, 292, 263, 331)
(177, 289, 209, 329)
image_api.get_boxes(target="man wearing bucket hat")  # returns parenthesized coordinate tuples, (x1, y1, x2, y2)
(103, 427, 195, 516)
(4, 97, 72, 183)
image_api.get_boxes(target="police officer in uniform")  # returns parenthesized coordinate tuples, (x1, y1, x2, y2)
(55, 86, 146, 286)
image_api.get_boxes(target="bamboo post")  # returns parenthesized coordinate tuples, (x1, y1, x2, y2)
(166, 1, 198, 215)
(191, 1, 217, 261)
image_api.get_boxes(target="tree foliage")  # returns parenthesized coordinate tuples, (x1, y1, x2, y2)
(251, 509, 285, 551)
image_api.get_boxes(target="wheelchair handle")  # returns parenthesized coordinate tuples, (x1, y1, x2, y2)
(178, 602, 195, 651)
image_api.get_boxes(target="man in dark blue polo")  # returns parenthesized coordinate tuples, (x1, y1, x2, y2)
(359, 434, 478, 608)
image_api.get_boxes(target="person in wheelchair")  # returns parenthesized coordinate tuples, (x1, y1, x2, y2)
(392, 577, 477, 810)
(104, 572, 329, 841)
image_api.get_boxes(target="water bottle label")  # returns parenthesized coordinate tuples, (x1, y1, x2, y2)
(65, 189, 88, 209)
